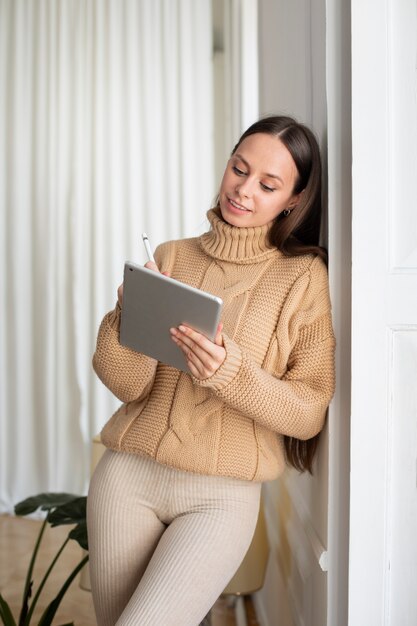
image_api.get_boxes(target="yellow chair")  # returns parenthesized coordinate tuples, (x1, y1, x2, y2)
(80, 436, 269, 595)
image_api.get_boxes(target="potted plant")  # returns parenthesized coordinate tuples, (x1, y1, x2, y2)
(0, 493, 88, 626)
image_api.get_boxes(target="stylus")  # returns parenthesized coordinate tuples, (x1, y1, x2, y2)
(142, 233, 156, 264)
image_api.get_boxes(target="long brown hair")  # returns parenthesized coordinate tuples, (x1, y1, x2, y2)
(231, 116, 327, 473)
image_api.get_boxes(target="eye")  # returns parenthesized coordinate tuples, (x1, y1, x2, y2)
(232, 165, 246, 176)
(260, 183, 275, 192)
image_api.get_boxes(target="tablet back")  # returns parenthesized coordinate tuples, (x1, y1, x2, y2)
(120, 262, 223, 373)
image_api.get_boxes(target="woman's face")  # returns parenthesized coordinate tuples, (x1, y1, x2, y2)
(219, 133, 301, 228)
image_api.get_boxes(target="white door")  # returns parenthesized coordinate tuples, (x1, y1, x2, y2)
(350, 1, 417, 624)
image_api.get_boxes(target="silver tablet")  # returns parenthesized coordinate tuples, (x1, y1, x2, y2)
(120, 262, 223, 373)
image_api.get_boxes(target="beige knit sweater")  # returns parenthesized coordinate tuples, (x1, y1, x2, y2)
(93, 209, 336, 481)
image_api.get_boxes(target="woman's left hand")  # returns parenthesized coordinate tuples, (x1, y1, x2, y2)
(170, 322, 226, 380)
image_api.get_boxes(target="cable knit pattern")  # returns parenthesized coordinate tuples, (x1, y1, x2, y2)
(93, 208, 336, 481)
(200, 210, 277, 263)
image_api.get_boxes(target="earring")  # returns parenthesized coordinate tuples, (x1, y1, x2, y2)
(283, 208, 292, 217)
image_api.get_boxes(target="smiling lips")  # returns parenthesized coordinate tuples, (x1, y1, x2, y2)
(227, 197, 251, 212)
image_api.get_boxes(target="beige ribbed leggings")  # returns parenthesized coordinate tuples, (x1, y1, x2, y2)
(87, 449, 261, 626)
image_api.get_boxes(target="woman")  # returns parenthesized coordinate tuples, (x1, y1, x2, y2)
(87, 115, 336, 625)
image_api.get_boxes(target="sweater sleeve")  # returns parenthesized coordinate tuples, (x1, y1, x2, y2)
(191, 256, 336, 440)
(92, 302, 158, 403)
(92, 243, 173, 403)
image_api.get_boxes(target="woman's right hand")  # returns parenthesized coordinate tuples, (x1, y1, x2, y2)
(145, 261, 170, 278)
(144, 261, 159, 273)
(117, 262, 170, 307)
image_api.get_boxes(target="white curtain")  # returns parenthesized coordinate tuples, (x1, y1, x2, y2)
(0, 0, 214, 512)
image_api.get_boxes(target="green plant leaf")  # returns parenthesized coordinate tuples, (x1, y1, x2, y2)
(48, 497, 86, 528)
(47, 497, 88, 550)
(68, 520, 88, 551)
(37, 555, 89, 626)
(0, 594, 17, 626)
(14, 494, 80, 517)
(12, 492, 88, 626)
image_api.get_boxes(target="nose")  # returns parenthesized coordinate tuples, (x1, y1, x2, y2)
(236, 176, 254, 199)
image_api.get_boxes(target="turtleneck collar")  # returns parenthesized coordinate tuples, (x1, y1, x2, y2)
(199, 207, 279, 264)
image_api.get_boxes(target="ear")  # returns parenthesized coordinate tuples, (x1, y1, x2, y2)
(289, 189, 305, 210)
